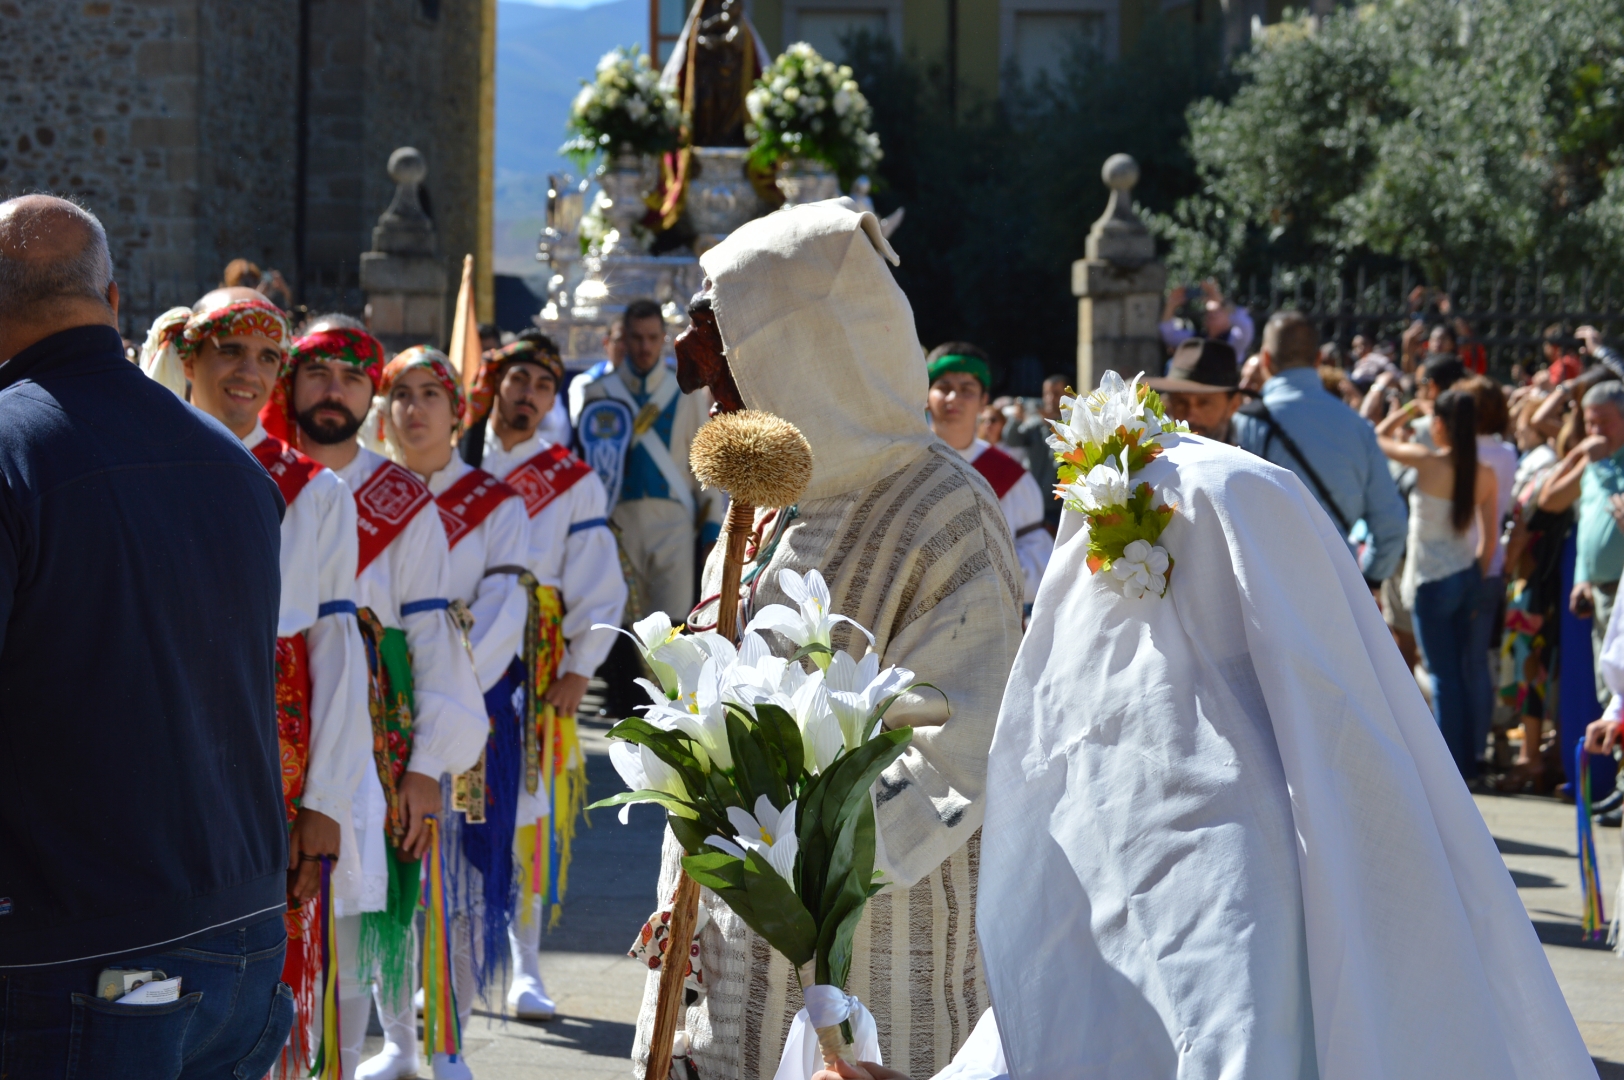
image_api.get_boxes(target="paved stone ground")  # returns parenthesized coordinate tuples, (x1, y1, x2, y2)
(369, 716, 1624, 1078)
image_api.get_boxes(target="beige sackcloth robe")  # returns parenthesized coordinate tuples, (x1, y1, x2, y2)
(631, 203, 1025, 1080)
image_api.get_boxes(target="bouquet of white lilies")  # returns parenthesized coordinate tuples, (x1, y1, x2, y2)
(591, 568, 920, 1008)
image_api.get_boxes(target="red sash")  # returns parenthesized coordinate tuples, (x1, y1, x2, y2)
(353, 461, 433, 575)
(503, 444, 594, 518)
(274, 633, 313, 825)
(972, 444, 1027, 501)
(251, 435, 324, 508)
(436, 468, 520, 550)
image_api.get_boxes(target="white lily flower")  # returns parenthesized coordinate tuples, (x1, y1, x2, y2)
(745, 569, 875, 670)
(727, 631, 791, 704)
(596, 612, 705, 698)
(1062, 452, 1133, 513)
(705, 795, 799, 885)
(608, 741, 688, 823)
(770, 672, 843, 773)
(651, 658, 735, 771)
(825, 650, 915, 750)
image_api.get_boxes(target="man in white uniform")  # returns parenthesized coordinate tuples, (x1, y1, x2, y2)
(571, 299, 719, 620)
(264, 319, 488, 1080)
(142, 289, 370, 1075)
(924, 342, 1051, 606)
(463, 336, 627, 1019)
(367, 345, 533, 1080)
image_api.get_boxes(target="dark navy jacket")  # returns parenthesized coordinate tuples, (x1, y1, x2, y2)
(0, 325, 286, 968)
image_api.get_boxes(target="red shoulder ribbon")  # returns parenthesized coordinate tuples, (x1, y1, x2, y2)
(251, 435, 324, 508)
(972, 444, 1027, 501)
(503, 444, 594, 518)
(353, 461, 433, 575)
(435, 468, 519, 550)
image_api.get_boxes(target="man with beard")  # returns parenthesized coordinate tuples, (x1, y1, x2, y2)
(460, 336, 626, 1020)
(263, 316, 487, 1080)
(142, 289, 371, 1075)
(633, 202, 1024, 1080)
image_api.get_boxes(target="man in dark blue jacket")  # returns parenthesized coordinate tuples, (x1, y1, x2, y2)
(0, 195, 291, 1078)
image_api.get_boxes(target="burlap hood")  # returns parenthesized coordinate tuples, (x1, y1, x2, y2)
(699, 201, 933, 503)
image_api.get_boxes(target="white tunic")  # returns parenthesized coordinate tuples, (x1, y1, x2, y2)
(243, 424, 370, 830)
(420, 455, 531, 694)
(480, 427, 628, 679)
(334, 446, 490, 915)
(958, 438, 1052, 604)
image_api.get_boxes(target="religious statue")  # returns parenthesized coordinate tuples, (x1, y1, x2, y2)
(661, 0, 769, 147)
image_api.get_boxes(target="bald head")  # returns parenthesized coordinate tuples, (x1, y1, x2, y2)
(0, 194, 114, 321)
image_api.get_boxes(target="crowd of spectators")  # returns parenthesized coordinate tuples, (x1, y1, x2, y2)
(1154, 281, 1624, 807)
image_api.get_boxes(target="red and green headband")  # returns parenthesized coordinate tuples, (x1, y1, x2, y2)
(379, 346, 468, 425)
(287, 327, 388, 389)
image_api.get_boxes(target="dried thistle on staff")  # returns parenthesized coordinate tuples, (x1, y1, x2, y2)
(690, 410, 813, 507)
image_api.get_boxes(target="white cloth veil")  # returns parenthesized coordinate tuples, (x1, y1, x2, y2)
(979, 435, 1591, 1078)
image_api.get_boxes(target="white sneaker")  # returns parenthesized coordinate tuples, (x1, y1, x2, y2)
(431, 1052, 475, 1080)
(506, 974, 556, 1019)
(355, 1041, 421, 1080)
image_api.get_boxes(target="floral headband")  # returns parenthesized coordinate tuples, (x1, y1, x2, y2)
(287, 327, 388, 389)
(466, 339, 565, 428)
(139, 298, 292, 400)
(380, 346, 468, 425)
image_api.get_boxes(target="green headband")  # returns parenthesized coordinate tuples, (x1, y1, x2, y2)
(927, 352, 991, 391)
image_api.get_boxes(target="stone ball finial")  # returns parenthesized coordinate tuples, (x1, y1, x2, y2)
(1102, 153, 1139, 192)
(388, 147, 427, 186)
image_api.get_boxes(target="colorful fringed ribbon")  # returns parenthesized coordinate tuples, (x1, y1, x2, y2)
(311, 857, 342, 1080)
(460, 658, 525, 996)
(421, 815, 462, 1059)
(1578, 743, 1608, 940)
(515, 582, 588, 930)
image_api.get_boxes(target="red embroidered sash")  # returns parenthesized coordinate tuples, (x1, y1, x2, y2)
(972, 443, 1027, 501)
(274, 633, 313, 826)
(251, 435, 324, 508)
(436, 468, 519, 550)
(353, 461, 432, 574)
(504, 444, 594, 518)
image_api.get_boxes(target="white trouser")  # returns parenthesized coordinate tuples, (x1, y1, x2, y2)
(335, 914, 374, 1079)
(374, 914, 477, 1049)
(611, 497, 696, 621)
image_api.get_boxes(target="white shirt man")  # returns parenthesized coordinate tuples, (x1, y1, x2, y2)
(570, 302, 720, 619)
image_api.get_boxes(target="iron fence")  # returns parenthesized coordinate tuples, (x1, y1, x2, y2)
(1208, 266, 1624, 378)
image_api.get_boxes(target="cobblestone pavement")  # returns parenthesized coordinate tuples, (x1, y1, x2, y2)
(368, 719, 1624, 1078)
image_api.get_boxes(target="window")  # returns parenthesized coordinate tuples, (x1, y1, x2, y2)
(793, 9, 888, 60)
(1000, 0, 1117, 80)
(1013, 11, 1104, 81)
(654, 0, 689, 66)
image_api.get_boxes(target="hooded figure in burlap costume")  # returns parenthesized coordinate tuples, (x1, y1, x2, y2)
(632, 202, 1024, 1079)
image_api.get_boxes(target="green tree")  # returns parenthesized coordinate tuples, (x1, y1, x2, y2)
(1156, 0, 1624, 282)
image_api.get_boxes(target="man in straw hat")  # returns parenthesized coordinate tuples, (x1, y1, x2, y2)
(264, 318, 488, 1079)
(142, 288, 371, 1076)
(632, 201, 1024, 1080)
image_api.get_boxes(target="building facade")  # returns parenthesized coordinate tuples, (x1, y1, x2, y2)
(0, 0, 494, 339)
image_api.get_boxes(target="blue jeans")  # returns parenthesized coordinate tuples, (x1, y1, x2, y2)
(0, 912, 292, 1080)
(1413, 564, 1485, 780)
(1466, 573, 1504, 760)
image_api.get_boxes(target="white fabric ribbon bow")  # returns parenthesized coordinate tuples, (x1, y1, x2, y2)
(772, 985, 881, 1080)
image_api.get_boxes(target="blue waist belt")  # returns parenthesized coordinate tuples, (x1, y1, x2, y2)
(401, 597, 451, 616)
(567, 516, 609, 535)
(317, 600, 357, 619)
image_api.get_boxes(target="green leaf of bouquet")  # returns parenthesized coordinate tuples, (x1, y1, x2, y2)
(585, 789, 697, 819)
(795, 768, 835, 924)
(817, 798, 877, 988)
(668, 812, 717, 857)
(726, 710, 791, 811)
(752, 702, 805, 786)
(788, 642, 833, 666)
(740, 850, 817, 967)
(682, 849, 747, 892)
(818, 729, 913, 847)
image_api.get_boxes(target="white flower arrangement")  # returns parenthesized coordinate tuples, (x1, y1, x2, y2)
(746, 43, 882, 188)
(561, 46, 682, 172)
(1047, 371, 1187, 599)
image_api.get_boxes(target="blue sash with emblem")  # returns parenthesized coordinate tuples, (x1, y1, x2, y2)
(576, 397, 634, 513)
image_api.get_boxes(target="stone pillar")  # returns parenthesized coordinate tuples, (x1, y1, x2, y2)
(360, 147, 448, 353)
(1073, 154, 1166, 391)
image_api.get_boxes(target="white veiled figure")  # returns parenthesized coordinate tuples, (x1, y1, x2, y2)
(633, 202, 1025, 1080)
(981, 434, 1592, 1079)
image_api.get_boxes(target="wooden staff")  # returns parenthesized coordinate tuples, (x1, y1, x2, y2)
(644, 410, 813, 1080)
